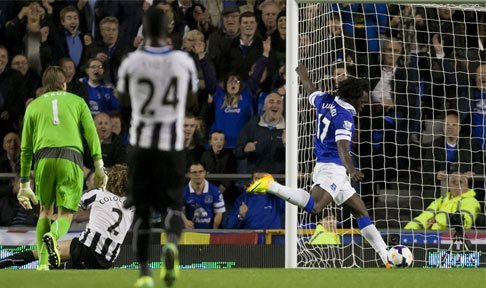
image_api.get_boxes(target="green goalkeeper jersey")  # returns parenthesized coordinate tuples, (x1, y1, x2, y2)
(20, 91, 102, 179)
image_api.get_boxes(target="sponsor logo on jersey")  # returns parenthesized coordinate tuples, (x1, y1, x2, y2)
(224, 107, 241, 113)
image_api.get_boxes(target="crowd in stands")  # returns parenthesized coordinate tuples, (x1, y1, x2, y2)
(0, 1, 484, 230)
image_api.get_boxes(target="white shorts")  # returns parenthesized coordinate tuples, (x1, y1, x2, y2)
(312, 162, 356, 206)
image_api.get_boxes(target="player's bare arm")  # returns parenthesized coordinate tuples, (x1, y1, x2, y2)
(337, 139, 363, 182)
(295, 63, 317, 94)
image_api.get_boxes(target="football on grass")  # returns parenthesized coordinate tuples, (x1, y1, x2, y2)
(388, 245, 413, 267)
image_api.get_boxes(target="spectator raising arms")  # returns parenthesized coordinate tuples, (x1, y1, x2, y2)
(195, 36, 271, 148)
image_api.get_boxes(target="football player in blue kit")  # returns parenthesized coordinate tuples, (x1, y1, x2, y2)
(248, 64, 390, 268)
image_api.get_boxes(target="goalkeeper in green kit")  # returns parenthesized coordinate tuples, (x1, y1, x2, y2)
(18, 66, 108, 271)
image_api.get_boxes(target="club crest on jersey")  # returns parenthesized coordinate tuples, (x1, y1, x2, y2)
(330, 183, 337, 191)
(343, 121, 352, 130)
(204, 195, 213, 204)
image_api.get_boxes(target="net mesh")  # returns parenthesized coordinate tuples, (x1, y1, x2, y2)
(295, 2, 486, 268)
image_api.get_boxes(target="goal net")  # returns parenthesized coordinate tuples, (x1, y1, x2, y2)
(289, 1, 486, 268)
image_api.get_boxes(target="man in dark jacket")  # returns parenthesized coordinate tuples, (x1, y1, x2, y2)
(234, 92, 285, 173)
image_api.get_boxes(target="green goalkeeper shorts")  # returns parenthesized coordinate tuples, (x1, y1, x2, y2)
(34, 158, 84, 211)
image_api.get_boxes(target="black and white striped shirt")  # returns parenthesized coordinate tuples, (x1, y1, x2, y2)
(117, 46, 198, 151)
(79, 189, 134, 262)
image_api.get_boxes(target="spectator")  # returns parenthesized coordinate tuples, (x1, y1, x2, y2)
(99, 1, 144, 47)
(10, 54, 42, 101)
(367, 37, 419, 167)
(0, 46, 27, 138)
(4, 1, 54, 74)
(471, 62, 486, 150)
(404, 171, 480, 230)
(52, 6, 86, 69)
(184, 113, 205, 171)
(59, 57, 89, 104)
(195, 36, 271, 148)
(133, 1, 183, 50)
(93, 112, 126, 167)
(192, 3, 214, 40)
(201, 130, 237, 193)
(183, 163, 225, 229)
(337, 3, 388, 67)
(206, 5, 240, 81)
(271, 10, 285, 69)
(224, 171, 285, 229)
(201, 130, 237, 175)
(0, 176, 37, 227)
(171, 0, 197, 33)
(109, 111, 128, 145)
(76, 0, 102, 41)
(258, 0, 281, 37)
(234, 92, 285, 174)
(423, 111, 484, 187)
(84, 16, 130, 85)
(223, 11, 268, 81)
(0, 132, 20, 197)
(80, 58, 119, 116)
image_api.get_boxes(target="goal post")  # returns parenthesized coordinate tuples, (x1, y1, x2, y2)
(285, 0, 299, 269)
(286, 0, 486, 268)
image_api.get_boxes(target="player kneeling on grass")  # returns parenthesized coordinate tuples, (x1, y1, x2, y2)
(0, 165, 133, 269)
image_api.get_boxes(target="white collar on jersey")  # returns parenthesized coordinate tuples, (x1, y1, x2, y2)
(335, 97, 357, 115)
(142, 45, 172, 54)
(189, 180, 209, 194)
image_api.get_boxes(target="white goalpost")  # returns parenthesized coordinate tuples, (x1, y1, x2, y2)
(286, 0, 486, 268)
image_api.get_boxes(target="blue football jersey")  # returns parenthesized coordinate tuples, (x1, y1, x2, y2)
(309, 91, 356, 166)
(183, 180, 226, 229)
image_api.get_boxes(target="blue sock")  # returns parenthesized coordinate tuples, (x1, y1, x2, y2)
(304, 197, 315, 213)
(357, 216, 372, 230)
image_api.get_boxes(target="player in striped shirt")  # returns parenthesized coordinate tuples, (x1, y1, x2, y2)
(116, 7, 198, 288)
(248, 64, 391, 268)
(0, 165, 133, 269)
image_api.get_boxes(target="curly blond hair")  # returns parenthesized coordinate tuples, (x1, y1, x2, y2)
(106, 164, 128, 197)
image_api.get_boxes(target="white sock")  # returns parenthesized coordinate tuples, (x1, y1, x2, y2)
(360, 225, 388, 265)
(268, 182, 311, 208)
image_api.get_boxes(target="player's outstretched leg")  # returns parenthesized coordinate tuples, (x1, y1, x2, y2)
(161, 243, 179, 287)
(247, 173, 315, 213)
(42, 232, 61, 268)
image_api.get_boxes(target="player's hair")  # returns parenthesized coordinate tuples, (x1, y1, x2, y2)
(42, 66, 67, 92)
(336, 77, 369, 101)
(106, 164, 128, 197)
(143, 7, 168, 40)
(60, 5, 78, 20)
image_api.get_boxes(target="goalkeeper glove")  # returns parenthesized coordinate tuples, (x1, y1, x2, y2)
(94, 159, 108, 189)
(17, 181, 38, 210)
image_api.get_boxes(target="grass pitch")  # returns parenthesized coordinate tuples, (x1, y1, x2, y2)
(0, 268, 484, 288)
